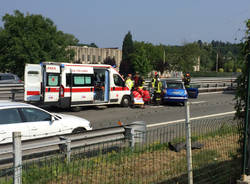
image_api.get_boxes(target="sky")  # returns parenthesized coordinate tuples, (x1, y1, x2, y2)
(0, 0, 250, 48)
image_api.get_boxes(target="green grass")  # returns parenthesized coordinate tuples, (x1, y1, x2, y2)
(192, 150, 220, 167)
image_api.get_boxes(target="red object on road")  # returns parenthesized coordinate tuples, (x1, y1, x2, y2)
(142, 89, 151, 103)
(132, 90, 142, 99)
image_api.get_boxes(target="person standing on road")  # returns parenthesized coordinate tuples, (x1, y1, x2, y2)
(133, 72, 140, 88)
(152, 72, 162, 105)
(125, 74, 134, 90)
(138, 76, 145, 90)
(183, 72, 191, 88)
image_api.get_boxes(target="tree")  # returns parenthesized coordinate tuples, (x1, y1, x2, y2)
(0, 10, 78, 77)
(235, 19, 250, 120)
(234, 19, 250, 174)
(119, 31, 134, 76)
(163, 43, 200, 73)
(181, 43, 201, 72)
(130, 41, 153, 76)
(103, 56, 116, 67)
(151, 45, 169, 74)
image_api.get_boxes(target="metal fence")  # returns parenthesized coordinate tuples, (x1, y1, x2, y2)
(0, 116, 241, 184)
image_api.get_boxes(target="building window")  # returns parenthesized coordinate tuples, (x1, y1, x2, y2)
(92, 55, 96, 62)
(87, 55, 90, 61)
(82, 54, 85, 61)
(98, 56, 101, 62)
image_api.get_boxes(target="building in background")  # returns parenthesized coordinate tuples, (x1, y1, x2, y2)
(193, 56, 200, 72)
(68, 46, 122, 68)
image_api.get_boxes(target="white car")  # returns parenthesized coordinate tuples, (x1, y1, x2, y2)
(0, 101, 92, 144)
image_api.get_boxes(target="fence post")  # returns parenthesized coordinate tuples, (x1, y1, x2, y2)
(60, 136, 71, 163)
(66, 138, 71, 163)
(11, 90, 15, 101)
(185, 101, 193, 184)
(13, 132, 22, 184)
(125, 127, 135, 149)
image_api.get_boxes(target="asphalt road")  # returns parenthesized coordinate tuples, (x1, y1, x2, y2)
(50, 91, 236, 130)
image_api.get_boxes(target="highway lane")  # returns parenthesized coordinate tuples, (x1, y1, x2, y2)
(51, 91, 236, 129)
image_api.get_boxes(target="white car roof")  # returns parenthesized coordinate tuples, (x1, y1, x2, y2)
(0, 101, 33, 109)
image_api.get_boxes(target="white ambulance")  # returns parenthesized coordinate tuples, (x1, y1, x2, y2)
(24, 62, 131, 109)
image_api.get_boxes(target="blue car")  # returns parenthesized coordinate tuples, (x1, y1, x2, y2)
(161, 80, 188, 105)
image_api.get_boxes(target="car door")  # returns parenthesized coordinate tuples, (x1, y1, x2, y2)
(43, 65, 61, 103)
(24, 64, 42, 102)
(110, 74, 126, 103)
(0, 108, 30, 144)
(19, 107, 63, 139)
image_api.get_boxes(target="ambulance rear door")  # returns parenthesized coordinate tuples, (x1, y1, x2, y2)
(24, 64, 42, 102)
(65, 66, 94, 106)
(43, 64, 61, 103)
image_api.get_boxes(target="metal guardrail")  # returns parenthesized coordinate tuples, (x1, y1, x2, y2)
(0, 83, 24, 101)
(0, 126, 127, 165)
(0, 78, 237, 101)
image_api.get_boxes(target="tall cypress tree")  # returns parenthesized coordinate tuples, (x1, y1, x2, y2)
(119, 31, 134, 76)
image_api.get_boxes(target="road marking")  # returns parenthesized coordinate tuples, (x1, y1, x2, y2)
(190, 101, 207, 104)
(150, 105, 165, 108)
(147, 111, 236, 128)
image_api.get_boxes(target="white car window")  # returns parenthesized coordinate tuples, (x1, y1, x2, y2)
(20, 108, 51, 122)
(0, 108, 23, 124)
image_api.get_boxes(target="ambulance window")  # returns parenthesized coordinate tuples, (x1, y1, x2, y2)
(70, 74, 93, 87)
(85, 76, 92, 84)
(47, 74, 59, 86)
(113, 74, 124, 87)
(28, 71, 39, 75)
(74, 76, 85, 85)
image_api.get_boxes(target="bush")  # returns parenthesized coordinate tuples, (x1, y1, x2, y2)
(236, 68, 242, 73)
(219, 68, 224, 72)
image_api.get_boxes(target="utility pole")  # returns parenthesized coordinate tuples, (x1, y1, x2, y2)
(216, 52, 219, 72)
(163, 49, 165, 63)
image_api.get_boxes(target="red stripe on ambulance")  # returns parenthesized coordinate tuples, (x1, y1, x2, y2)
(27, 91, 40, 95)
(64, 88, 93, 93)
(45, 88, 60, 92)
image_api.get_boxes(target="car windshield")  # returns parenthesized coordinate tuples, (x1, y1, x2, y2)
(166, 82, 183, 89)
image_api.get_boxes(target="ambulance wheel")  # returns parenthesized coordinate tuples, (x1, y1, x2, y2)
(121, 96, 130, 107)
(72, 127, 86, 134)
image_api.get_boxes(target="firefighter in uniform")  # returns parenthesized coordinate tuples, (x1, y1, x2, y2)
(152, 73, 162, 105)
(183, 72, 191, 88)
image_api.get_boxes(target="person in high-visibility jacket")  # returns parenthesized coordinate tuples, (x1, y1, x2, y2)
(152, 73, 162, 105)
(138, 76, 145, 90)
(125, 74, 134, 90)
